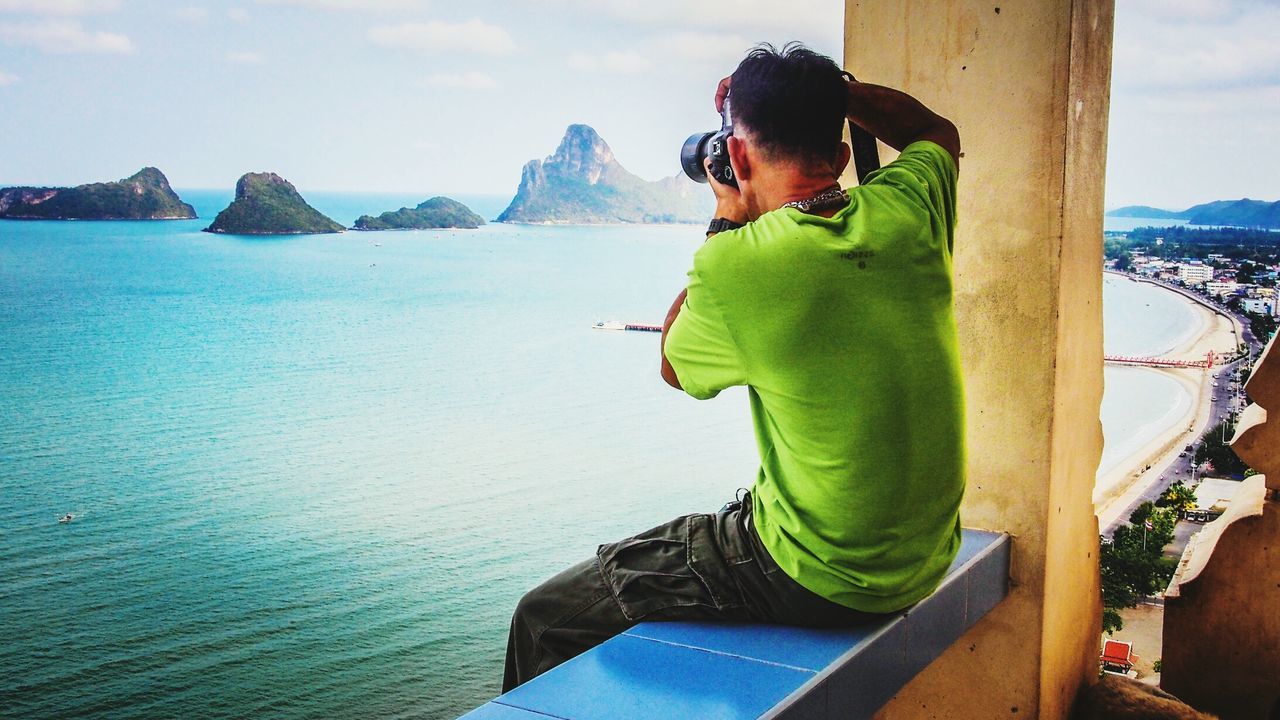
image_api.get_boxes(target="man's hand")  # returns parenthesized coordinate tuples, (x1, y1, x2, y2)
(708, 76, 749, 228)
(715, 75, 731, 113)
(705, 156, 748, 228)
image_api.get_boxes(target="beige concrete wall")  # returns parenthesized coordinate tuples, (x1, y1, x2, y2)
(1162, 334, 1280, 718)
(843, 2, 1113, 717)
(1162, 479, 1280, 719)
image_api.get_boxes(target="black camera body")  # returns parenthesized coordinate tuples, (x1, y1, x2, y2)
(680, 98, 736, 188)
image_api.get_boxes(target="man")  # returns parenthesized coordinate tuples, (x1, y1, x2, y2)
(503, 43, 963, 692)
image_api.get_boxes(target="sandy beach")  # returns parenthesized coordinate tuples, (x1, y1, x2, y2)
(1094, 280, 1242, 529)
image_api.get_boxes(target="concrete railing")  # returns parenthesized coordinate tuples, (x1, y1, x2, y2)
(460, 529, 1010, 720)
(1162, 333, 1278, 718)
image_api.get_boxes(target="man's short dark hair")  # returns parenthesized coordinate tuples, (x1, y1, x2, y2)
(730, 42, 847, 165)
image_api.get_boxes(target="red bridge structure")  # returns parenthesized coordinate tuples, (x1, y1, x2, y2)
(1104, 351, 1216, 369)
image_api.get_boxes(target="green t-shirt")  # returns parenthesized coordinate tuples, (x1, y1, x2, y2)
(663, 141, 964, 613)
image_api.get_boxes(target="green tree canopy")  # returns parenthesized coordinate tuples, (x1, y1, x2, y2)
(1156, 481, 1198, 512)
(1100, 504, 1178, 634)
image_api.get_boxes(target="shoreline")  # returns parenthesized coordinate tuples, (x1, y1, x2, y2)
(1094, 277, 1240, 528)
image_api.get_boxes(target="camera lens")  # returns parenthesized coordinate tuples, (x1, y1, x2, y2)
(680, 132, 713, 183)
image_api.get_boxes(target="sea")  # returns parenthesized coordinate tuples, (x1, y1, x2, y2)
(0, 201, 1195, 719)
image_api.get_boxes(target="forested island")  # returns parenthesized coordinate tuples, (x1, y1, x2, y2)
(497, 124, 712, 224)
(0, 167, 196, 220)
(205, 173, 344, 235)
(1108, 198, 1280, 229)
(353, 196, 484, 230)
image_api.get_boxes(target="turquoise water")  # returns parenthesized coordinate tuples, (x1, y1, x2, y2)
(1, 203, 1197, 718)
(1, 210, 757, 718)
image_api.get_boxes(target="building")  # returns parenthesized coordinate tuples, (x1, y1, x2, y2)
(1179, 262, 1214, 284)
(1242, 298, 1278, 316)
(1205, 280, 1239, 298)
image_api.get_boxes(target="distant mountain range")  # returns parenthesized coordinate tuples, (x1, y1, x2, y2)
(497, 124, 713, 224)
(0, 168, 195, 220)
(1108, 199, 1280, 229)
(0, 128, 718, 229)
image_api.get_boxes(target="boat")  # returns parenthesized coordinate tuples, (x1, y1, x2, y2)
(58, 513, 73, 524)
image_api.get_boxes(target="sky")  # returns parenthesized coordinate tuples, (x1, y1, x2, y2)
(0, 0, 1277, 210)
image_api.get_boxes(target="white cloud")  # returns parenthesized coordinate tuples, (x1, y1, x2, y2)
(657, 31, 753, 64)
(257, 0, 424, 9)
(567, 50, 651, 74)
(0, 0, 119, 15)
(1114, 1, 1280, 91)
(368, 19, 515, 55)
(0, 20, 132, 54)
(228, 7, 249, 22)
(0, 69, 17, 85)
(226, 50, 263, 64)
(172, 6, 209, 22)
(423, 71, 497, 89)
(581, 0, 841, 37)
(1123, 0, 1237, 22)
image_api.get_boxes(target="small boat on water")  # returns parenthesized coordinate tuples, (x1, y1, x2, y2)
(58, 513, 73, 524)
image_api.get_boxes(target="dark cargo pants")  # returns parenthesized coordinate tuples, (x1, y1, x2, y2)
(503, 493, 885, 692)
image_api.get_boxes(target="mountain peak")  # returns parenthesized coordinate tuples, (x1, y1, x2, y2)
(125, 167, 171, 188)
(547, 124, 616, 184)
(235, 172, 295, 200)
(496, 123, 714, 224)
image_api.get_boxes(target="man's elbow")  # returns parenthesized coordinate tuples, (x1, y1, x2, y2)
(929, 118, 961, 169)
(660, 354, 683, 390)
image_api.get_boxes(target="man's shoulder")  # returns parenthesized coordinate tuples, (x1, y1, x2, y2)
(696, 213, 816, 275)
(862, 141, 957, 195)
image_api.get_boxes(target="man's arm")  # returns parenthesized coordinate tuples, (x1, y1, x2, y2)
(659, 288, 687, 389)
(714, 76, 959, 169)
(661, 148, 748, 389)
(845, 81, 960, 169)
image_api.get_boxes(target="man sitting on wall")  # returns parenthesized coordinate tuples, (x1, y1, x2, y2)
(503, 43, 964, 691)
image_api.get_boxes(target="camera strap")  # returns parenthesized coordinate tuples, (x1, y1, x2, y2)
(842, 71, 881, 184)
(849, 120, 881, 185)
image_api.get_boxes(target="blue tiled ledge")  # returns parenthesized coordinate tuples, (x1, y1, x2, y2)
(461, 529, 1010, 720)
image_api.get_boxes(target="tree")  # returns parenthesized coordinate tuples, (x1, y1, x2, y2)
(1100, 504, 1178, 634)
(1104, 237, 1130, 260)
(1113, 253, 1133, 272)
(1156, 481, 1198, 513)
(1195, 420, 1251, 476)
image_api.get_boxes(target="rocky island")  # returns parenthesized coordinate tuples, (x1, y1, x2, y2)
(205, 173, 343, 235)
(0, 167, 196, 220)
(497, 124, 712, 224)
(353, 196, 485, 230)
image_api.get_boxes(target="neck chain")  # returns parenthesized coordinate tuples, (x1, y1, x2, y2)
(780, 185, 849, 214)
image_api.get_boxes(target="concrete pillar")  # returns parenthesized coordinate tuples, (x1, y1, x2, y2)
(843, 2, 1114, 718)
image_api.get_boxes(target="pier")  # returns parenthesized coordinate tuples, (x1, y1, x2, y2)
(1104, 352, 1216, 369)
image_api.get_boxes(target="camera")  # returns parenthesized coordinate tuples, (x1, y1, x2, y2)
(680, 97, 736, 188)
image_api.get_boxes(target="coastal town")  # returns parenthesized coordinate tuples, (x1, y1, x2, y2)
(1105, 225, 1280, 340)
(1096, 224, 1277, 684)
